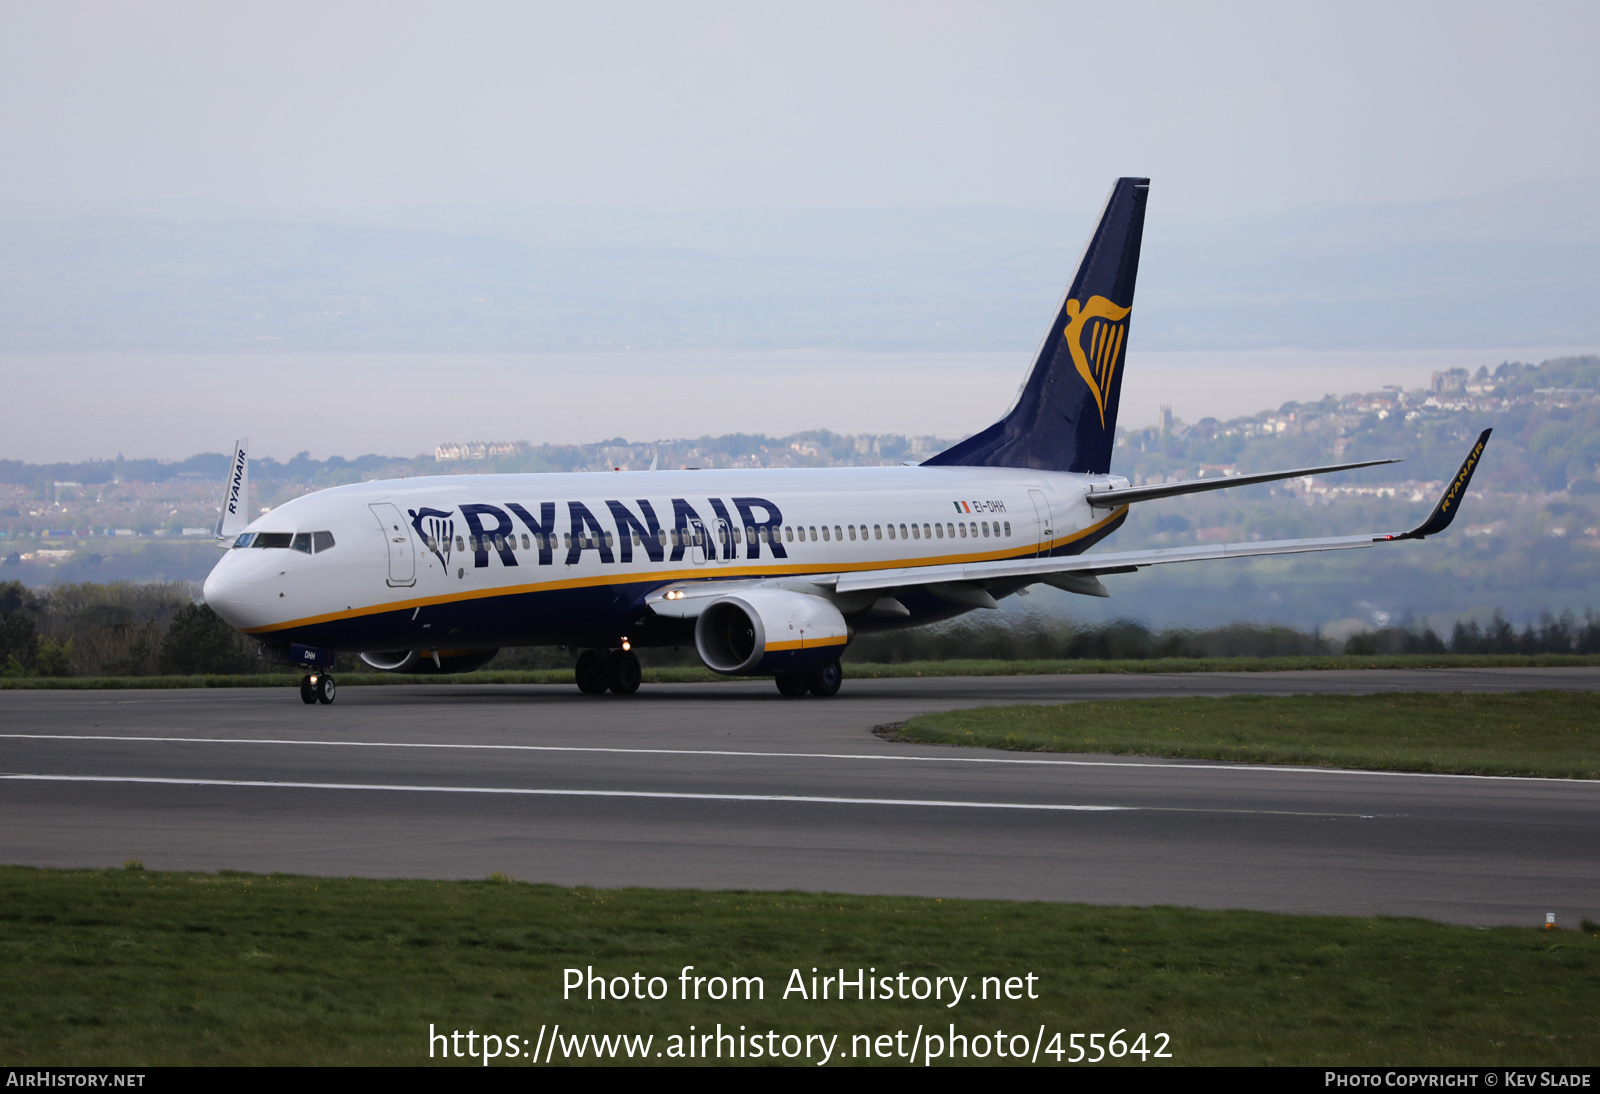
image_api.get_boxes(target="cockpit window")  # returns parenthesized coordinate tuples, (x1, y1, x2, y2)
(234, 530, 335, 553)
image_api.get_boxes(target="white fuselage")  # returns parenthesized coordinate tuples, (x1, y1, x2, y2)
(202, 465, 1127, 656)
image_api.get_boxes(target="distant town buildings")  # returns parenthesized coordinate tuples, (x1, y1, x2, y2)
(435, 441, 524, 461)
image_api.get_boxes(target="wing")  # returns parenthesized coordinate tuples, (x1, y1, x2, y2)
(645, 431, 1490, 618)
(834, 429, 1491, 602)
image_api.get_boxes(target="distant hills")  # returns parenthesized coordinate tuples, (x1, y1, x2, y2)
(4, 356, 1597, 635)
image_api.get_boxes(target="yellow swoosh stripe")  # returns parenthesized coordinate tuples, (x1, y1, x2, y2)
(764, 635, 849, 652)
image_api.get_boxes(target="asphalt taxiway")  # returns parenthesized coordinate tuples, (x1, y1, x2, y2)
(1, 668, 1596, 926)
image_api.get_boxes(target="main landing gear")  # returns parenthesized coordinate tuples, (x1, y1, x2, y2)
(299, 673, 336, 705)
(575, 648, 641, 696)
(774, 660, 842, 698)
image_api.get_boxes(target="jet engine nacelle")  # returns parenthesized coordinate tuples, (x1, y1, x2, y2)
(694, 590, 849, 675)
(358, 648, 499, 675)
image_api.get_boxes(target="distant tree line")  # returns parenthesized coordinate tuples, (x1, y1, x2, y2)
(4, 581, 1599, 679)
(0, 580, 255, 677)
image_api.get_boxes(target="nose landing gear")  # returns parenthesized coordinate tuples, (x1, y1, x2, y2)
(300, 673, 336, 705)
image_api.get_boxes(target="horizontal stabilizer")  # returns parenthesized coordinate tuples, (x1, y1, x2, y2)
(1086, 457, 1401, 508)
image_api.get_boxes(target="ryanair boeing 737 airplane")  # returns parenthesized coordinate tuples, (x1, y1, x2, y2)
(202, 178, 1491, 704)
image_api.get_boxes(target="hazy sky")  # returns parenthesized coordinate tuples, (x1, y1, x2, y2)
(2, 1, 1597, 218)
(2, 3, 1597, 462)
(2, 346, 1570, 463)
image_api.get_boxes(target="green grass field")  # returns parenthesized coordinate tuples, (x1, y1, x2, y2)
(1, 867, 1596, 1066)
(893, 691, 1600, 779)
(3, 652, 1597, 689)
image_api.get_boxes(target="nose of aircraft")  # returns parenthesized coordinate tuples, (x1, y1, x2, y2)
(202, 552, 258, 629)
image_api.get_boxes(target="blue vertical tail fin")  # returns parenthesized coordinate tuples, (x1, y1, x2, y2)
(924, 177, 1148, 474)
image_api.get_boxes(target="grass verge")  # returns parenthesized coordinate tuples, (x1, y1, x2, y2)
(0, 867, 1596, 1066)
(3, 652, 1598, 689)
(892, 691, 1600, 779)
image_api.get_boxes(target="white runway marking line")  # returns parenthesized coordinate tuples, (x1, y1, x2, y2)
(2, 733, 1597, 785)
(0, 773, 1130, 813)
(0, 773, 1373, 817)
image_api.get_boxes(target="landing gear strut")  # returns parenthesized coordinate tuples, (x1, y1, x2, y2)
(300, 673, 336, 705)
(575, 648, 642, 695)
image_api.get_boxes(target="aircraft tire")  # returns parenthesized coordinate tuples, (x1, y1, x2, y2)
(805, 661, 843, 697)
(575, 649, 608, 695)
(774, 674, 809, 697)
(299, 676, 317, 705)
(605, 650, 642, 695)
(315, 674, 336, 705)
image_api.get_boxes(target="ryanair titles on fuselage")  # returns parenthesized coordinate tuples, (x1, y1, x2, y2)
(412, 495, 789, 570)
(402, 492, 1030, 572)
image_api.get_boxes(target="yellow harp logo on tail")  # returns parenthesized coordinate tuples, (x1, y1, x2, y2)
(1063, 296, 1132, 428)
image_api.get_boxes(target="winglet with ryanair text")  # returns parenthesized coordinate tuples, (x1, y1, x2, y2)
(213, 437, 249, 544)
(1386, 428, 1491, 541)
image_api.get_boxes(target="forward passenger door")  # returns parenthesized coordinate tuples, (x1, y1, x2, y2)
(370, 502, 416, 586)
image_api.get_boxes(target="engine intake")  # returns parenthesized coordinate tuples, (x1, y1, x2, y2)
(694, 590, 849, 675)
